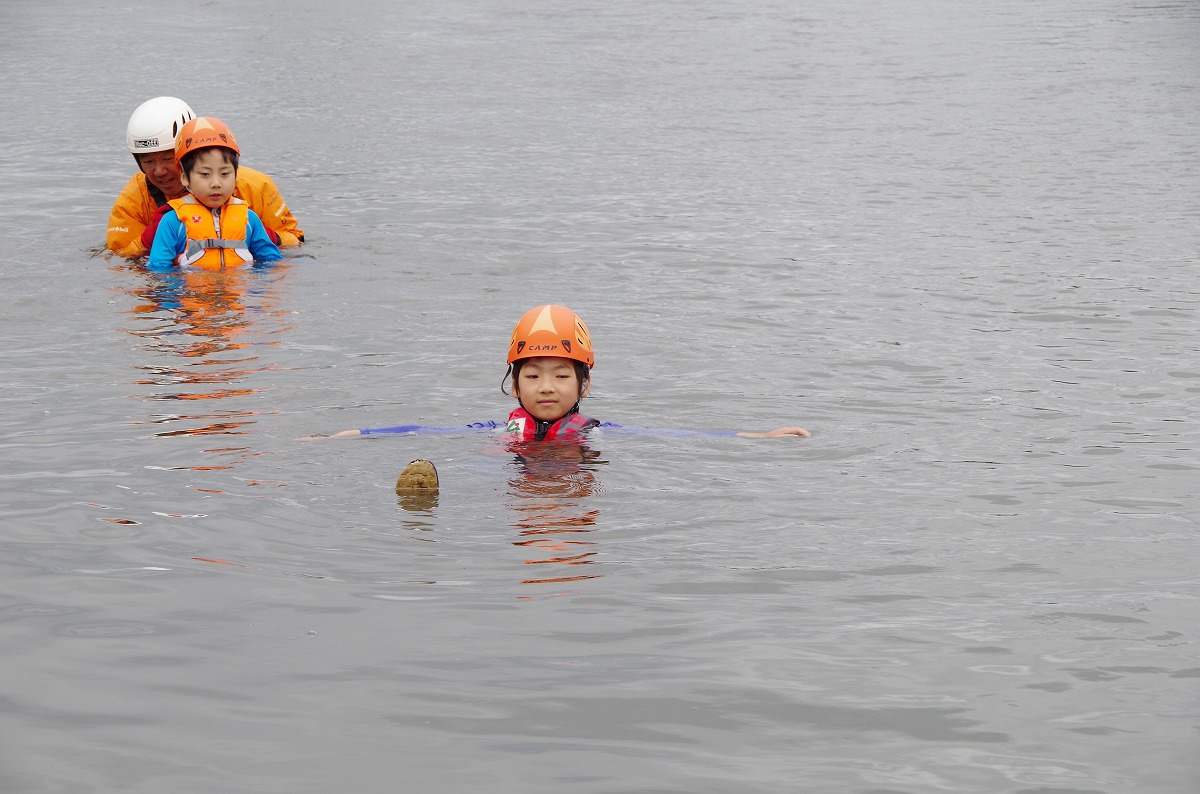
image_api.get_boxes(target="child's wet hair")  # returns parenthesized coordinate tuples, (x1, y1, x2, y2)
(502, 359, 590, 397)
(179, 147, 240, 178)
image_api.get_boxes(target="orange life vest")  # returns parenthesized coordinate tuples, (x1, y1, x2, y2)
(168, 196, 253, 269)
(505, 407, 600, 442)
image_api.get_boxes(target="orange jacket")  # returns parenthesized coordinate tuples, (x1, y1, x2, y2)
(106, 166, 303, 257)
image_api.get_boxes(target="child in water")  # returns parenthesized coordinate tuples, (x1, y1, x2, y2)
(323, 304, 810, 442)
(147, 117, 284, 270)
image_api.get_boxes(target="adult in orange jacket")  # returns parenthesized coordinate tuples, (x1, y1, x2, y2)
(106, 97, 305, 258)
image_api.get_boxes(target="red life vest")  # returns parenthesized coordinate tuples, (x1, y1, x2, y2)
(505, 407, 599, 442)
(168, 196, 253, 269)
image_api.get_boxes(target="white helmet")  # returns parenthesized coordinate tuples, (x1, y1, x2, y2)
(126, 96, 196, 154)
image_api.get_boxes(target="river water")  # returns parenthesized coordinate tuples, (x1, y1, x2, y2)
(1, 0, 1197, 792)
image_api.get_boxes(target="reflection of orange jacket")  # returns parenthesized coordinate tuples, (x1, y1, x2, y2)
(106, 166, 303, 257)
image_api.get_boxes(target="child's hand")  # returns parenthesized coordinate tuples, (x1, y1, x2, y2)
(298, 429, 362, 441)
(737, 427, 811, 438)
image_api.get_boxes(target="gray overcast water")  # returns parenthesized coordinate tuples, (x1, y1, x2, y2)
(0, 0, 1197, 791)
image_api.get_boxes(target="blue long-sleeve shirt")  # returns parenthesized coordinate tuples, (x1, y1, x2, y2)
(148, 206, 283, 270)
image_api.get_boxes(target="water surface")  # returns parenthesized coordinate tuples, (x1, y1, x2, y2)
(0, 0, 1197, 792)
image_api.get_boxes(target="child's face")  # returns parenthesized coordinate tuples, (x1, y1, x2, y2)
(180, 149, 237, 209)
(513, 357, 587, 422)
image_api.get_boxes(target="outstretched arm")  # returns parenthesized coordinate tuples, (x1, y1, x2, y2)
(300, 420, 511, 441)
(596, 423, 811, 439)
(304, 422, 810, 441)
(735, 426, 811, 438)
(297, 429, 362, 440)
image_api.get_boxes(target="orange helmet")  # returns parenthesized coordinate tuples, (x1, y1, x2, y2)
(175, 117, 240, 163)
(507, 305, 594, 368)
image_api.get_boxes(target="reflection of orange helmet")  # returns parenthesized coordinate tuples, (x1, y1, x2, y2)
(175, 117, 241, 163)
(507, 305, 594, 368)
